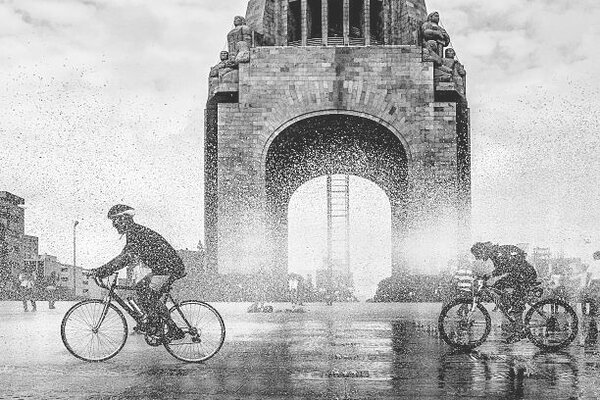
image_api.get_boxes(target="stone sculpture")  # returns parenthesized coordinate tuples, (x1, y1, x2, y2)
(421, 11, 450, 64)
(210, 51, 234, 78)
(434, 48, 466, 96)
(209, 16, 253, 93)
(227, 16, 253, 60)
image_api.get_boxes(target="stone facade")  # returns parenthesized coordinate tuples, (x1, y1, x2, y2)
(205, 0, 470, 291)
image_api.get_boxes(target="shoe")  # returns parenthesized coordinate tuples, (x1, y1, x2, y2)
(505, 330, 527, 344)
(132, 324, 146, 335)
(165, 327, 186, 341)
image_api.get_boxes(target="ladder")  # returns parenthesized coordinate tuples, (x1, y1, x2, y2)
(326, 174, 350, 279)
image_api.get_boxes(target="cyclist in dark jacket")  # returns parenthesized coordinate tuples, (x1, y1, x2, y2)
(471, 241, 538, 343)
(92, 204, 185, 339)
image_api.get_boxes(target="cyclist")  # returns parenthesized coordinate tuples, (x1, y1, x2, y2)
(470, 241, 538, 343)
(91, 204, 185, 340)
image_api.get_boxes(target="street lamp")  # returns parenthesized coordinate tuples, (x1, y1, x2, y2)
(73, 220, 79, 296)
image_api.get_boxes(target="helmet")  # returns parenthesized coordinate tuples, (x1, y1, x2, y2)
(107, 204, 135, 219)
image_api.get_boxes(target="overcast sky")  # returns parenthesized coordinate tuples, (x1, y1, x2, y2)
(1, 0, 600, 296)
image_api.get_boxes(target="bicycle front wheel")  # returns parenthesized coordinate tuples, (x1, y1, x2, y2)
(61, 299, 128, 362)
(164, 300, 226, 363)
(438, 298, 491, 350)
(525, 298, 578, 351)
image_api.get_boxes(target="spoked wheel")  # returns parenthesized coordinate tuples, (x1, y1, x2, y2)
(164, 300, 226, 363)
(525, 298, 578, 351)
(438, 298, 491, 350)
(61, 299, 128, 362)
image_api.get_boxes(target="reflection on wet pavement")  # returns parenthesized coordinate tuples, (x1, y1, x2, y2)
(2, 302, 600, 399)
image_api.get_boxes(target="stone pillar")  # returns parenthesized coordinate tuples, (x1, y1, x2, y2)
(322, 0, 328, 45)
(383, 0, 389, 44)
(343, 0, 349, 45)
(282, 0, 289, 45)
(301, 0, 308, 46)
(364, 0, 371, 45)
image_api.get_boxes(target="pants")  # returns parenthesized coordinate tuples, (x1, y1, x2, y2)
(46, 286, 57, 308)
(134, 274, 175, 325)
(21, 287, 36, 310)
(581, 280, 600, 316)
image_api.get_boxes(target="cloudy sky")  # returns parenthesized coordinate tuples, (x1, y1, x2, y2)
(1, 0, 600, 296)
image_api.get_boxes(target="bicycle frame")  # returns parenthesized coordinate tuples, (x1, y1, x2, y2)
(467, 278, 542, 323)
(91, 275, 195, 335)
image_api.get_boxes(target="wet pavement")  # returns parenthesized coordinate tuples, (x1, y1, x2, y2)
(1, 301, 600, 399)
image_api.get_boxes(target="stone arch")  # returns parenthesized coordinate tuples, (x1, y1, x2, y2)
(264, 113, 411, 281)
(262, 109, 414, 168)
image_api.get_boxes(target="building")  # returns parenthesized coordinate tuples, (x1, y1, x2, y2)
(0, 191, 25, 277)
(177, 248, 206, 276)
(531, 247, 552, 277)
(22, 235, 39, 260)
(24, 254, 101, 299)
(204, 0, 471, 297)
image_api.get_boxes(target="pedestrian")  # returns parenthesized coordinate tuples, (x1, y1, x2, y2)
(452, 259, 474, 298)
(18, 268, 36, 312)
(579, 252, 600, 344)
(45, 271, 58, 309)
(288, 275, 299, 305)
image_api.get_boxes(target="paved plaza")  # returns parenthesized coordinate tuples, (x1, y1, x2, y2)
(1, 301, 600, 399)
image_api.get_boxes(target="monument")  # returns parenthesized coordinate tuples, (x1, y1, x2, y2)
(205, 0, 470, 298)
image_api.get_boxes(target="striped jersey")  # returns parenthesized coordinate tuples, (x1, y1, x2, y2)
(454, 267, 474, 292)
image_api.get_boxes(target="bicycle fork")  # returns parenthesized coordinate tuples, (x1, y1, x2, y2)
(92, 296, 113, 333)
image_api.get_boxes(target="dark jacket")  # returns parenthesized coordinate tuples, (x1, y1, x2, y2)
(489, 244, 537, 284)
(97, 223, 185, 278)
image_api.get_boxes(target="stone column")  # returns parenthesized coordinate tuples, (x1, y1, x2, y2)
(343, 0, 350, 45)
(382, 0, 389, 45)
(322, 0, 328, 45)
(281, 0, 288, 46)
(364, 0, 371, 45)
(301, 0, 308, 46)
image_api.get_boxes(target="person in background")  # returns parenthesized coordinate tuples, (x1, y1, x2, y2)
(579, 252, 600, 344)
(45, 271, 58, 309)
(452, 257, 475, 298)
(18, 267, 36, 312)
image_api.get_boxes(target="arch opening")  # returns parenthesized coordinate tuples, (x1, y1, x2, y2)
(265, 114, 408, 296)
(288, 174, 392, 301)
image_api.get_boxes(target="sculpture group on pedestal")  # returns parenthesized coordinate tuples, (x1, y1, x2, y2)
(209, 16, 253, 91)
(421, 11, 466, 96)
(434, 48, 466, 96)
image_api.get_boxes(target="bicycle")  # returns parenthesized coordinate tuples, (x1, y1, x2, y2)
(61, 274, 226, 363)
(438, 276, 578, 351)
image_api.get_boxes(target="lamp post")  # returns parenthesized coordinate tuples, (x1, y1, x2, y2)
(73, 220, 79, 296)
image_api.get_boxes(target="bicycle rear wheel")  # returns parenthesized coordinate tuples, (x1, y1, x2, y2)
(164, 300, 226, 363)
(61, 299, 128, 362)
(525, 298, 578, 351)
(438, 298, 491, 350)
